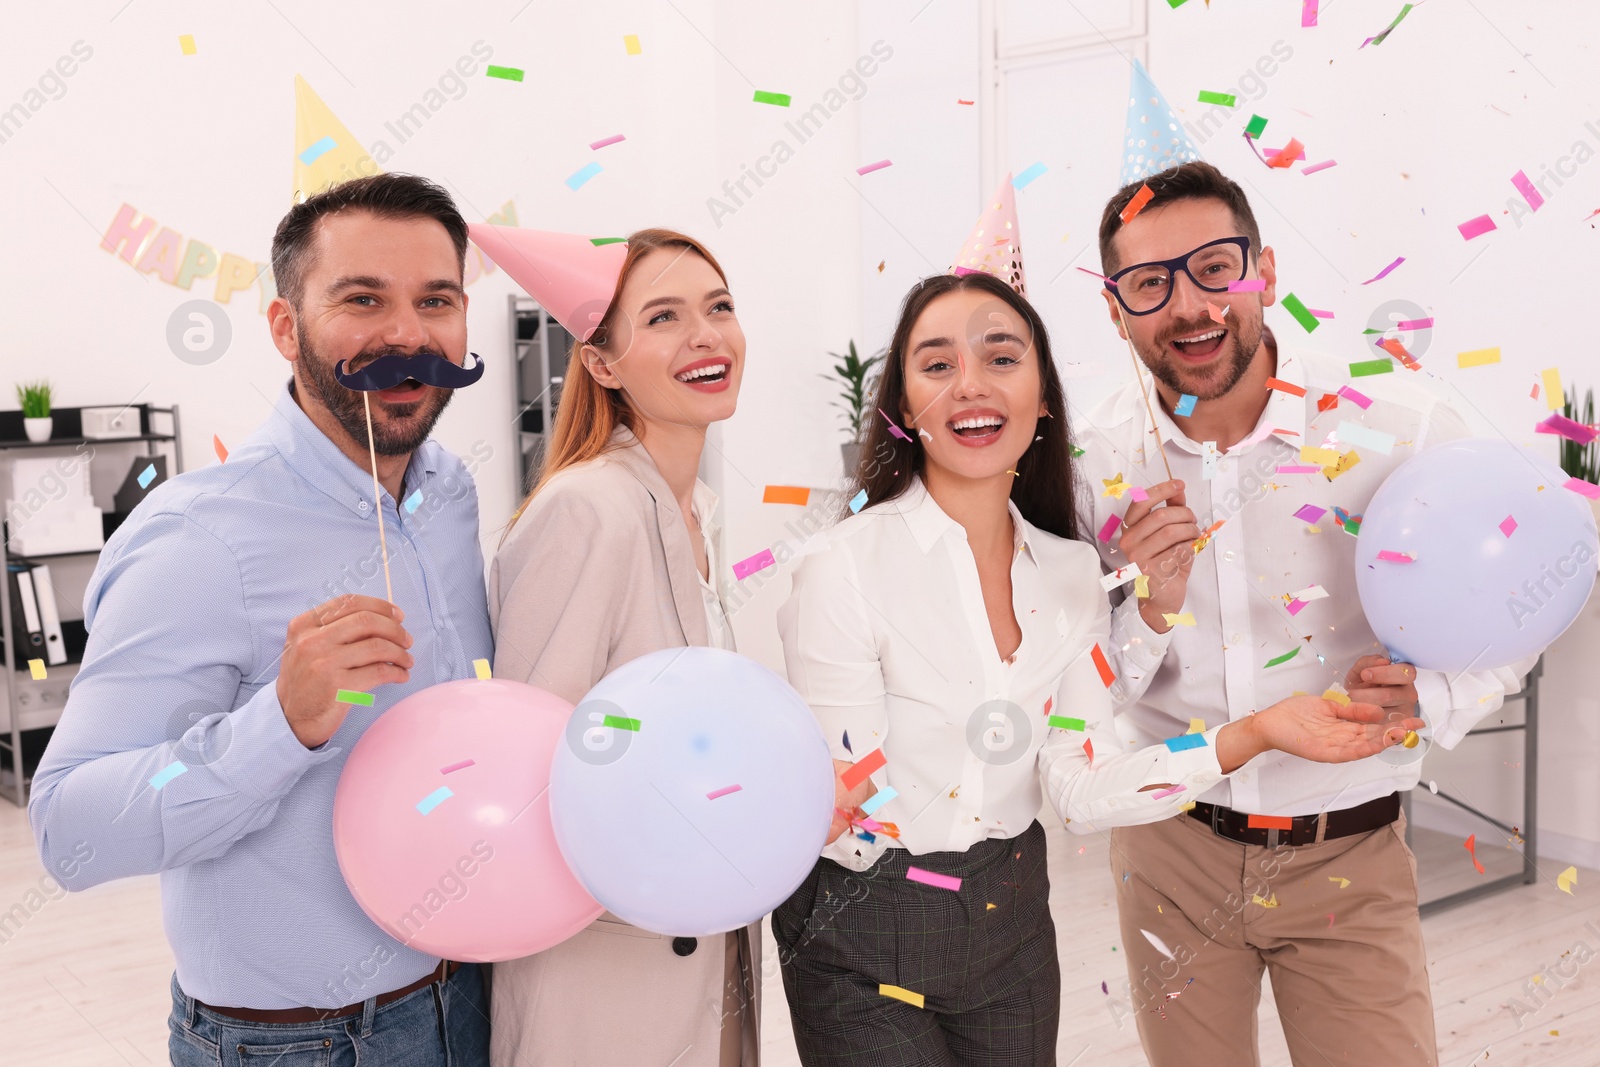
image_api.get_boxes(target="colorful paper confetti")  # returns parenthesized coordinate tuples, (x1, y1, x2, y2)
(178, 34, 197, 55)
(589, 134, 626, 150)
(298, 136, 337, 165)
(841, 748, 887, 791)
(752, 90, 792, 107)
(857, 159, 893, 176)
(732, 549, 776, 580)
(1227, 278, 1266, 292)
(565, 162, 603, 191)
(335, 689, 374, 706)
(1280, 292, 1320, 333)
(1457, 347, 1501, 369)
(27, 659, 46, 680)
(440, 759, 476, 774)
(1361, 256, 1405, 284)
(623, 34, 642, 55)
(149, 761, 188, 790)
(907, 866, 962, 892)
(1457, 214, 1497, 241)
(1264, 647, 1301, 668)
(1119, 183, 1155, 225)
(602, 714, 641, 731)
(763, 485, 811, 506)
(416, 786, 453, 815)
(485, 66, 525, 82)
(1464, 833, 1485, 874)
(849, 489, 869, 513)
(1173, 394, 1198, 417)
(473, 658, 491, 680)
(706, 784, 743, 800)
(1197, 90, 1237, 106)
(1164, 733, 1207, 752)
(879, 984, 925, 1009)
(1013, 162, 1049, 189)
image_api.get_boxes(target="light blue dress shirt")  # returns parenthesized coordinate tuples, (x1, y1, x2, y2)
(28, 376, 494, 1009)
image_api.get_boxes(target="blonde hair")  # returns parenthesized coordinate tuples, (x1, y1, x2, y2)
(498, 228, 729, 547)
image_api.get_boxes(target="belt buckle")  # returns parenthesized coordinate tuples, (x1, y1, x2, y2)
(1210, 803, 1224, 836)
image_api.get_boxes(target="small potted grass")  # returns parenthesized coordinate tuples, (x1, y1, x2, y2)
(16, 380, 52, 442)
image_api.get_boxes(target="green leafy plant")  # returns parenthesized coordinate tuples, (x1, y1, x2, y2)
(16, 380, 52, 418)
(1560, 386, 1600, 484)
(822, 341, 884, 443)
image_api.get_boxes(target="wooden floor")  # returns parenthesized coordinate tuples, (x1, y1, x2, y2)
(3, 798, 1596, 1066)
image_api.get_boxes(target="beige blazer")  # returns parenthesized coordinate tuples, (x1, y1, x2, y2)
(486, 425, 761, 1067)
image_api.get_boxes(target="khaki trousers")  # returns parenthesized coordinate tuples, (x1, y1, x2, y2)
(1108, 807, 1437, 1067)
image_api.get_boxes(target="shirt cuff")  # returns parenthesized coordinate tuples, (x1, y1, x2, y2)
(1165, 723, 1231, 789)
(1113, 596, 1174, 667)
(1413, 668, 1458, 747)
(212, 683, 342, 800)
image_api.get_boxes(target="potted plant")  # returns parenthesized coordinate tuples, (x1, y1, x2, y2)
(823, 341, 884, 475)
(1560, 385, 1600, 527)
(16, 380, 52, 442)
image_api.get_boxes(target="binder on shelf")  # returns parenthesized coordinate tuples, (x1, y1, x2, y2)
(7, 562, 45, 667)
(32, 564, 66, 666)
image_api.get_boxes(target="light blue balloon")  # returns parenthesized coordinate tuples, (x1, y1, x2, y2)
(1354, 438, 1598, 672)
(548, 647, 834, 937)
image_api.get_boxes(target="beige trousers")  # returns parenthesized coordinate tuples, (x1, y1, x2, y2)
(1107, 808, 1437, 1067)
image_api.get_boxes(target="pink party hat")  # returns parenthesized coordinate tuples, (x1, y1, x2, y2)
(468, 225, 629, 341)
(950, 175, 1026, 296)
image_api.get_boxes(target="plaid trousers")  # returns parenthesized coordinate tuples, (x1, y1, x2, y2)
(771, 820, 1060, 1066)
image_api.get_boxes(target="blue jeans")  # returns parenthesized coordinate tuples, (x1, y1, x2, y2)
(167, 963, 489, 1066)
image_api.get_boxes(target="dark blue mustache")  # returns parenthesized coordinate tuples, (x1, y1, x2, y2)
(333, 350, 485, 392)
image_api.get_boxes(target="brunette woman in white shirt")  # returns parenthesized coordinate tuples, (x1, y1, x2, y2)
(772, 270, 1422, 1066)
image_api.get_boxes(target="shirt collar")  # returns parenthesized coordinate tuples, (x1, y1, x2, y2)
(1142, 343, 1308, 457)
(265, 377, 438, 517)
(890, 475, 1039, 568)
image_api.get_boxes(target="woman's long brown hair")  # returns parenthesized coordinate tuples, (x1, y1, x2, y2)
(498, 228, 728, 547)
(850, 271, 1083, 541)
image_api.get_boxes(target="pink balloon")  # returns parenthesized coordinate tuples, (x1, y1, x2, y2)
(333, 678, 602, 961)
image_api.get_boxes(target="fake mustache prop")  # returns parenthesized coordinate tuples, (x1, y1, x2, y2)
(333, 350, 486, 392)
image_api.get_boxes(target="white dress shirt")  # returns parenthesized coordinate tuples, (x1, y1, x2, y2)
(1078, 345, 1532, 817)
(777, 475, 1235, 873)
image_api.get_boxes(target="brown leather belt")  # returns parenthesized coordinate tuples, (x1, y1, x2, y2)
(1186, 792, 1400, 848)
(196, 960, 463, 1024)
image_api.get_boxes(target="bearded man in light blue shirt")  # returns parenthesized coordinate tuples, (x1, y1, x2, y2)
(30, 172, 495, 1066)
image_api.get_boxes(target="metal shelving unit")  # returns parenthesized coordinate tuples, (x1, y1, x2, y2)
(510, 295, 573, 501)
(0, 403, 183, 807)
(1408, 656, 1541, 916)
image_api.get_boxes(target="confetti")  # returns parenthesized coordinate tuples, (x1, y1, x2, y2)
(1316, 393, 1339, 413)
(335, 689, 375, 706)
(1276, 465, 1323, 474)
(1335, 421, 1395, 455)
(1227, 278, 1266, 292)
(1141, 929, 1176, 960)
(841, 730, 852, 754)
(752, 89, 791, 107)
(1049, 715, 1087, 731)
(472, 658, 491, 680)
(589, 134, 626, 150)
(857, 159, 893, 176)
(1091, 644, 1115, 687)
(602, 714, 641, 731)
(213, 435, 228, 463)
(1096, 514, 1123, 543)
(1294, 504, 1326, 524)
(1511, 170, 1545, 212)
(1500, 515, 1518, 538)
(1401, 731, 1419, 748)
(907, 867, 962, 892)
(1464, 833, 1485, 874)
(1244, 114, 1268, 139)
(1265, 377, 1306, 398)
(149, 761, 188, 790)
(1337, 385, 1374, 408)
(1101, 473, 1131, 499)
(841, 748, 886, 791)
(1323, 689, 1351, 706)
(1280, 292, 1320, 333)
(706, 784, 743, 800)
(440, 759, 476, 774)
(1151, 785, 1186, 799)
(1197, 90, 1237, 106)
(1251, 892, 1280, 908)
(1013, 162, 1049, 188)
(485, 66, 525, 82)
(860, 786, 897, 815)
(1119, 183, 1155, 224)
(1395, 317, 1433, 330)
(1264, 647, 1301, 668)
(1301, 159, 1337, 175)
(1188, 718, 1206, 734)
(1348, 358, 1394, 378)
(416, 786, 453, 815)
(1162, 612, 1197, 627)
(879, 984, 925, 1009)
(1248, 814, 1293, 830)
(957, 99, 974, 106)
(1164, 733, 1207, 752)
(1362, 3, 1415, 48)
(1542, 368, 1564, 411)
(732, 549, 776, 580)
(1201, 440, 1220, 479)
(1206, 302, 1229, 324)
(878, 407, 912, 442)
(1100, 563, 1143, 592)
(1329, 876, 1350, 889)
(298, 136, 337, 165)
(565, 162, 603, 191)
(849, 489, 869, 514)
(1557, 866, 1578, 894)
(1563, 476, 1600, 500)
(763, 485, 811, 506)
(1301, 0, 1319, 27)
(178, 34, 197, 55)
(403, 488, 423, 513)
(1134, 573, 1150, 599)
(623, 34, 642, 55)
(1457, 214, 1497, 241)
(1375, 549, 1416, 563)
(1361, 256, 1405, 284)
(1266, 138, 1304, 169)
(1457, 347, 1501, 369)
(28, 659, 46, 680)
(1173, 394, 1198, 417)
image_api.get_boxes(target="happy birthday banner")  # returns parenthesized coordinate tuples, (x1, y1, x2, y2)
(97, 74, 516, 313)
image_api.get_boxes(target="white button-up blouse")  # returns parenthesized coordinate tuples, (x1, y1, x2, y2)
(777, 475, 1234, 872)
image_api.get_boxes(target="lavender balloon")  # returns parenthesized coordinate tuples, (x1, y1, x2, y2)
(1354, 438, 1598, 672)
